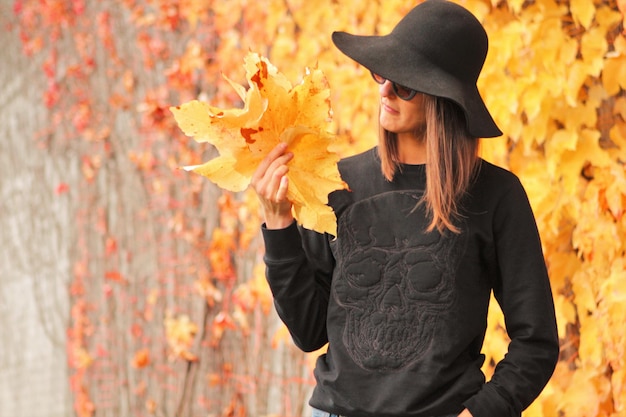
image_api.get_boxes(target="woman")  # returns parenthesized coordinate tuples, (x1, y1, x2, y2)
(251, 1, 559, 416)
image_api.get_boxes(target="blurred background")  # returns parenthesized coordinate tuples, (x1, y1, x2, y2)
(1, 1, 625, 416)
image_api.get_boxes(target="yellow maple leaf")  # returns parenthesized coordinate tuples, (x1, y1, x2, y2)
(171, 52, 348, 236)
(179, 0, 208, 29)
(164, 312, 198, 361)
(558, 368, 603, 417)
(580, 28, 608, 77)
(603, 49, 626, 95)
(619, 0, 626, 27)
(570, 0, 596, 29)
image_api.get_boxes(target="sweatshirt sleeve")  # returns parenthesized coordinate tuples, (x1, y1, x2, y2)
(464, 176, 560, 417)
(261, 221, 334, 352)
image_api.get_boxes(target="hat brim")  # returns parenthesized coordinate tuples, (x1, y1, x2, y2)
(332, 31, 502, 138)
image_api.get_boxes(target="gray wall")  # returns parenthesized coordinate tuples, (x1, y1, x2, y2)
(0, 4, 72, 416)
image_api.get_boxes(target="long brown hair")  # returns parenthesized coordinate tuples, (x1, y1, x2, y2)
(378, 95, 480, 234)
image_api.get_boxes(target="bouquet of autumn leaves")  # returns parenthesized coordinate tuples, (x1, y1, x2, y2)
(170, 52, 348, 236)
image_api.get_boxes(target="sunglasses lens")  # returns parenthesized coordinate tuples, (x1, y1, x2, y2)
(394, 84, 415, 100)
(371, 71, 416, 100)
(371, 72, 386, 84)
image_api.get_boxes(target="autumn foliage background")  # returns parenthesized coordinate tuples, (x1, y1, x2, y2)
(1, 0, 626, 416)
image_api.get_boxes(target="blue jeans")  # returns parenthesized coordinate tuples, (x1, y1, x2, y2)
(312, 408, 458, 417)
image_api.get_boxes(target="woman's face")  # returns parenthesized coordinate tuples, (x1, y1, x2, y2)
(378, 80, 426, 138)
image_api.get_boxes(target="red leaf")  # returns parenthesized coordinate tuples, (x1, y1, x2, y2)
(55, 182, 70, 195)
(44, 80, 60, 108)
(105, 271, 126, 284)
(105, 237, 117, 256)
(43, 50, 57, 79)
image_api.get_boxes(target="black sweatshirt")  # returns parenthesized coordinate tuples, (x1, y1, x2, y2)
(262, 148, 559, 417)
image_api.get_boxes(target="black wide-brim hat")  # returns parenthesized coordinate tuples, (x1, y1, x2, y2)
(332, 0, 502, 138)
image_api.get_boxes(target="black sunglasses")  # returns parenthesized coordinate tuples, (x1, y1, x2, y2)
(371, 72, 418, 101)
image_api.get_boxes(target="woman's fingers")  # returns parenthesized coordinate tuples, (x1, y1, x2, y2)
(275, 175, 289, 202)
(250, 143, 295, 229)
(268, 163, 292, 200)
(253, 143, 288, 183)
(252, 143, 293, 200)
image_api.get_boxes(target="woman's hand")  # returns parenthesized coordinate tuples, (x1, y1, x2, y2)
(251, 142, 295, 229)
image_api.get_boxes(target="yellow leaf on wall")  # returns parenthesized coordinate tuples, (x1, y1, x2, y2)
(559, 129, 611, 194)
(547, 129, 578, 155)
(553, 294, 576, 337)
(566, 61, 590, 106)
(604, 167, 626, 219)
(558, 369, 601, 416)
(521, 83, 544, 121)
(599, 259, 626, 368)
(610, 120, 626, 156)
(611, 368, 626, 414)
(570, 0, 596, 29)
(581, 28, 609, 77)
(602, 53, 626, 95)
(164, 313, 198, 361)
(617, 0, 626, 26)
(578, 312, 605, 368)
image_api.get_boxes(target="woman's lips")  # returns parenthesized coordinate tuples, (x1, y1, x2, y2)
(382, 102, 398, 114)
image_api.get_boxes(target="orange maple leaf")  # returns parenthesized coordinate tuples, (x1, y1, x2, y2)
(170, 52, 348, 236)
(132, 348, 151, 368)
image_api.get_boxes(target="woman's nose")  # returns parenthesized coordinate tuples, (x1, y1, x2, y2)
(379, 80, 395, 98)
